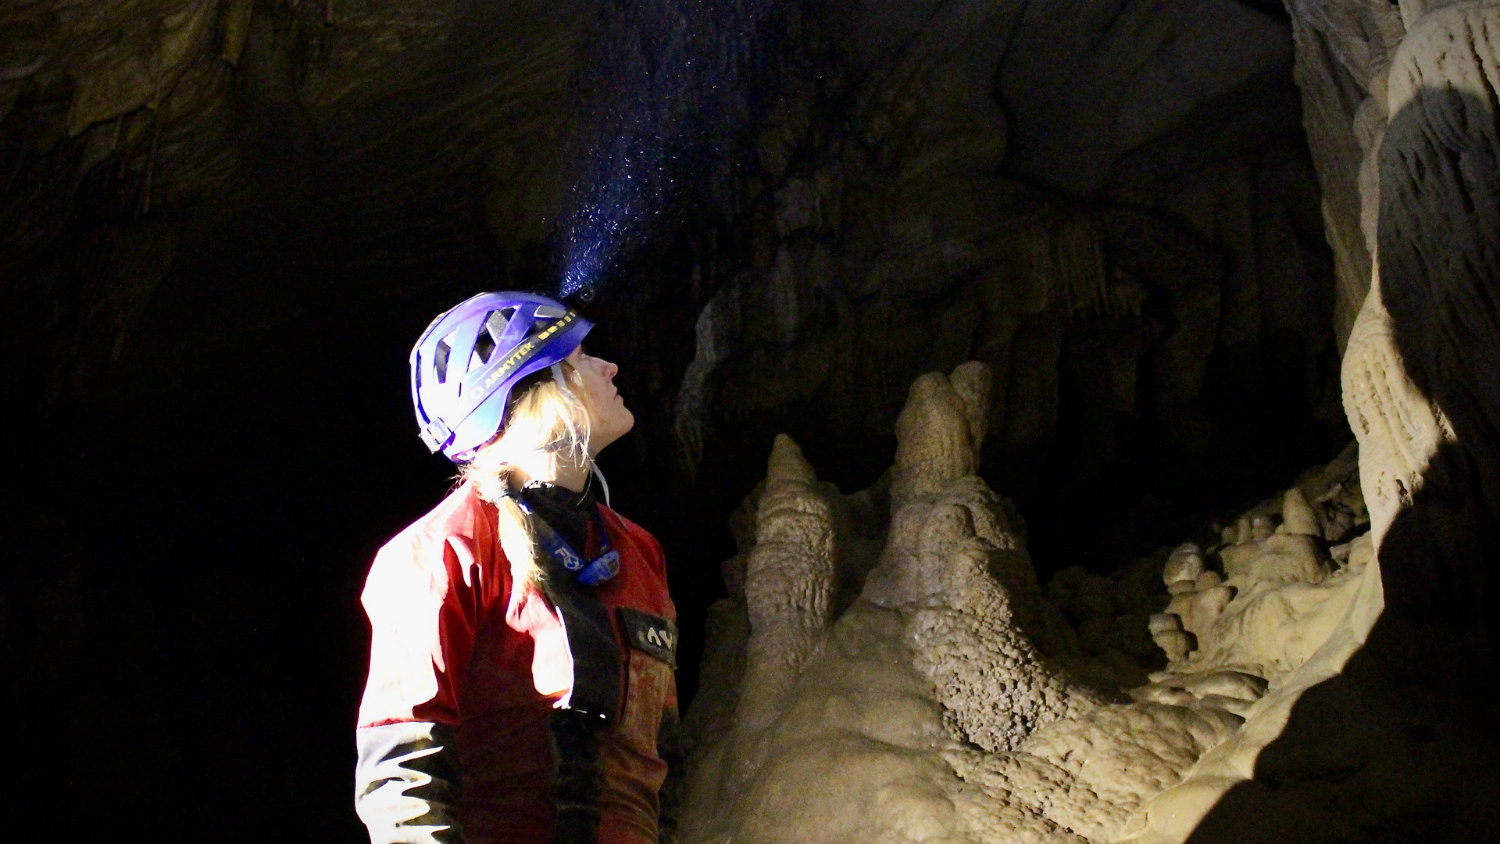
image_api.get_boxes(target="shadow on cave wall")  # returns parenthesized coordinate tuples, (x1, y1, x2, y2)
(1184, 443, 1500, 844)
(1185, 83, 1500, 844)
(1374, 79, 1500, 697)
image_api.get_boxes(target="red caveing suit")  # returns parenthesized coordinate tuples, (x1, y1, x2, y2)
(355, 482, 682, 844)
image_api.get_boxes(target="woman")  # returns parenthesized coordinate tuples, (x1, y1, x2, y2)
(355, 292, 682, 844)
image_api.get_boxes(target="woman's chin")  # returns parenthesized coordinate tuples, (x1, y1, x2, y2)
(591, 415, 634, 454)
(609, 417, 635, 445)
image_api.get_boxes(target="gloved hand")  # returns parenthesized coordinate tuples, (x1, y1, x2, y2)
(355, 721, 466, 844)
(655, 704, 685, 844)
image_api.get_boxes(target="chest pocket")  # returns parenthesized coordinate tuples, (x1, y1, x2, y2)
(615, 608, 676, 758)
(619, 607, 677, 667)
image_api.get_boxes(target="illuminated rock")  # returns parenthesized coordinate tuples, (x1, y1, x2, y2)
(681, 362, 1383, 844)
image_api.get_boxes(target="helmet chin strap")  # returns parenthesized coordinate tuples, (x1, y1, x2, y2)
(590, 462, 612, 508)
(494, 446, 609, 507)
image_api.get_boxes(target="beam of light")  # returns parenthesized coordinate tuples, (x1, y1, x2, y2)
(554, 0, 778, 299)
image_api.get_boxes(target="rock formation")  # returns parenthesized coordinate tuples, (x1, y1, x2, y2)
(681, 362, 1384, 844)
(1185, 4, 1500, 839)
(662, 0, 1344, 596)
(735, 434, 837, 739)
(7, 0, 1500, 839)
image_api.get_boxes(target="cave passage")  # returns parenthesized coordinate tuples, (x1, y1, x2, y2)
(4, 0, 1497, 842)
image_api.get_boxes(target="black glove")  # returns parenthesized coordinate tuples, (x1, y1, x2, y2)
(547, 708, 608, 844)
(655, 704, 686, 844)
(355, 721, 466, 844)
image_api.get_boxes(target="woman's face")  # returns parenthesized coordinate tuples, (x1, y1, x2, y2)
(566, 346, 634, 452)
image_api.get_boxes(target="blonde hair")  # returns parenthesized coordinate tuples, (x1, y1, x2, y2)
(461, 362, 594, 595)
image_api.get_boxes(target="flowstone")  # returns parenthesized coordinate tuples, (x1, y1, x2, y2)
(680, 362, 1383, 844)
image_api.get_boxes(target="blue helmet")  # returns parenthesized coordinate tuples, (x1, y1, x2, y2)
(410, 291, 593, 461)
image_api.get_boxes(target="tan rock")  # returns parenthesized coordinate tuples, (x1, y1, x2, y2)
(1163, 543, 1205, 584)
(1194, 694, 1255, 718)
(682, 363, 1102, 844)
(1221, 534, 1326, 585)
(1234, 516, 1253, 544)
(1118, 537, 1383, 843)
(1149, 613, 1184, 634)
(1341, 283, 1455, 550)
(684, 367, 1387, 844)
(1186, 585, 1236, 632)
(735, 434, 837, 737)
(1279, 487, 1322, 536)
(1183, 670, 1268, 702)
(960, 702, 1243, 842)
(1129, 683, 1199, 706)
(890, 365, 989, 510)
(1153, 628, 1194, 663)
(1250, 515, 1275, 542)
(1282, 0, 1404, 348)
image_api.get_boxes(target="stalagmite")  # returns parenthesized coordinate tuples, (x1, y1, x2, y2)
(681, 362, 1384, 844)
(1278, 487, 1320, 536)
(734, 434, 837, 738)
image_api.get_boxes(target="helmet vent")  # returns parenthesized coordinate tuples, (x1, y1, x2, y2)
(473, 328, 496, 364)
(434, 338, 452, 383)
(484, 308, 512, 340)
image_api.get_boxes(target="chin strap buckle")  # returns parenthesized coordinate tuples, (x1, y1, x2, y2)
(418, 418, 453, 453)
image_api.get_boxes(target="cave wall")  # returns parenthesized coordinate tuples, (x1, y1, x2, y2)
(7, 0, 1481, 840)
(679, 363, 1385, 844)
(678, 0, 1500, 839)
(656, 0, 1343, 590)
(1, 0, 1347, 569)
(1, 3, 591, 838)
(0, 0, 586, 412)
(1281, 0, 1500, 678)
(1169, 1, 1500, 840)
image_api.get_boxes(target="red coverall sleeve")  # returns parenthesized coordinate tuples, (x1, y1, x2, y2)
(358, 531, 482, 728)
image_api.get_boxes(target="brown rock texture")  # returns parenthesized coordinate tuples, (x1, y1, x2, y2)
(1283, 0, 1406, 345)
(736, 434, 837, 737)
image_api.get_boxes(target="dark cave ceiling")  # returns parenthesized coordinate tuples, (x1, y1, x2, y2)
(0, 0, 1345, 563)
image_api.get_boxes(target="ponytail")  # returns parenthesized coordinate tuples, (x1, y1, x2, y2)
(460, 362, 594, 598)
(492, 472, 543, 598)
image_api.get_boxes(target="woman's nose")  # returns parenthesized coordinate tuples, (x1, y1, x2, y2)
(599, 358, 619, 380)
